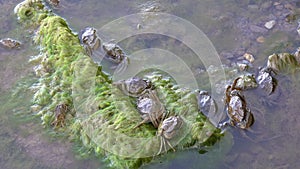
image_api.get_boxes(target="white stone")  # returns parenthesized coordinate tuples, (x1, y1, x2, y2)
(243, 53, 255, 63)
(264, 20, 276, 29)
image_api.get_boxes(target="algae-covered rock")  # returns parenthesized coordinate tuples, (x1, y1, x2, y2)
(267, 53, 299, 73)
(15, 0, 222, 168)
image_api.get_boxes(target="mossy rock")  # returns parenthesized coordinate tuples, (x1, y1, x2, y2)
(15, 0, 222, 168)
(267, 53, 300, 74)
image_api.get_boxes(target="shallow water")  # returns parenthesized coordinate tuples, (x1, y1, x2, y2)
(1, 0, 300, 168)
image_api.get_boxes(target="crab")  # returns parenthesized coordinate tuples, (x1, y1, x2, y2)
(79, 27, 129, 73)
(113, 77, 153, 97)
(51, 103, 69, 128)
(102, 42, 129, 73)
(157, 115, 183, 155)
(134, 89, 165, 128)
(0, 38, 21, 49)
(79, 27, 101, 57)
(220, 77, 254, 129)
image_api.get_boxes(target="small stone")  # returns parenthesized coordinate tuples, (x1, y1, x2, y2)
(243, 53, 255, 63)
(137, 24, 142, 30)
(264, 20, 276, 29)
(237, 63, 248, 71)
(267, 53, 298, 72)
(256, 36, 265, 43)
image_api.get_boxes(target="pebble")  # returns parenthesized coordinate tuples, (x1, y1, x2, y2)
(243, 53, 255, 63)
(264, 20, 276, 29)
(256, 36, 265, 43)
(137, 24, 142, 30)
(239, 63, 249, 71)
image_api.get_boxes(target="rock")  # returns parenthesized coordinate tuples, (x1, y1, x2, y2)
(264, 20, 276, 29)
(267, 53, 299, 73)
(237, 62, 249, 71)
(273, 2, 281, 6)
(137, 23, 142, 30)
(256, 36, 265, 43)
(243, 53, 255, 63)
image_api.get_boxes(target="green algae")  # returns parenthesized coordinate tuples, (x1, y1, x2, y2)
(15, 0, 222, 168)
(267, 53, 299, 74)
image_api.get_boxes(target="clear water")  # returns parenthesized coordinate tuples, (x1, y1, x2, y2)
(1, 0, 300, 168)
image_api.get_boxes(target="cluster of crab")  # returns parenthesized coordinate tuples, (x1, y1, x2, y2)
(79, 27, 129, 73)
(50, 27, 281, 148)
(218, 67, 277, 132)
(78, 27, 186, 153)
(113, 77, 184, 155)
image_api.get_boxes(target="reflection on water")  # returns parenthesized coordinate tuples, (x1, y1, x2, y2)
(1, 0, 300, 168)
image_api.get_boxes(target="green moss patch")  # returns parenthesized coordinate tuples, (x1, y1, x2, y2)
(15, 0, 222, 168)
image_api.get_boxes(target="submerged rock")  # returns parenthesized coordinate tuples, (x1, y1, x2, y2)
(267, 53, 299, 73)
